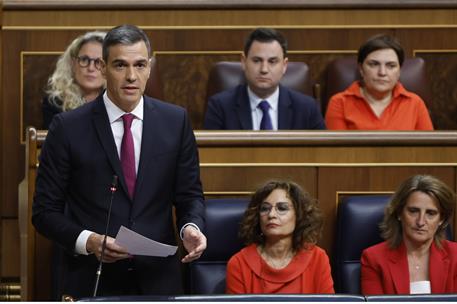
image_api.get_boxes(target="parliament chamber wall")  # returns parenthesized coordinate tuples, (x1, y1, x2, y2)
(2, 0, 457, 300)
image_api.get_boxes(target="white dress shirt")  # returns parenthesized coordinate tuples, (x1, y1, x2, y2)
(248, 86, 279, 130)
(410, 281, 431, 294)
(75, 92, 144, 255)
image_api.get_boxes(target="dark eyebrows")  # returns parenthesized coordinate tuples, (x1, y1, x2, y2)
(366, 59, 398, 65)
(110, 58, 149, 65)
(135, 59, 149, 65)
(111, 59, 126, 65)
(250, 56, 280, 61)
(406, 206, 439, 213)
(261, 201, 290, 205)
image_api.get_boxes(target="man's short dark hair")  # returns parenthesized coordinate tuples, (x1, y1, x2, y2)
(357, 34, 404, 66)
(103, 24, 151, 62)
(243, 28, 288, 57)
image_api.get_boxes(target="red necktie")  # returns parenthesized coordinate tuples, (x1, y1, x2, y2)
(121, 113, 136, 199)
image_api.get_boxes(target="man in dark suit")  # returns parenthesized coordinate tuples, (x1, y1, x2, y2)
(204, 28, 325, 130)
(32, 24, 206, 299)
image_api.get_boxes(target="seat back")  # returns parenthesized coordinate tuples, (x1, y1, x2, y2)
(333, 195, 391, 294)
(323, 57, 431, 114)
(205, 61, 314, 102)
(188, 198, 250, 294)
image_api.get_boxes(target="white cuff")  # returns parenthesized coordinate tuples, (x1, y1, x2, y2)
(75, 230, 94, 255)
(180, 223, 200, 240)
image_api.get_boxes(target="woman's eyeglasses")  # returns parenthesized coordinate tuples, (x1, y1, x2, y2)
(259, 202, 291, 216)
(75, 56, 102, 70)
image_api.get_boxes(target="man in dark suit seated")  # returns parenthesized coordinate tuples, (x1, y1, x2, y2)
(203, 28, 325, 130)
(32, 24, 206, 299)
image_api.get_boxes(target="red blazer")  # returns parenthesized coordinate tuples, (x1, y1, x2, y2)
(361, 240, 457, 295)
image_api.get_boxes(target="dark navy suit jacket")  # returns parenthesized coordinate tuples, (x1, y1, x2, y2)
(203, 84, 326, 130)
(32, 94, 205, 298)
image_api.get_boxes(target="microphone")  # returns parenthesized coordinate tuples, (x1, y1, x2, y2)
(93, 175, 118, 297)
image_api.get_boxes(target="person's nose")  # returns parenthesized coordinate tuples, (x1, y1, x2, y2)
(86, 61, 97, 72)
(378, 64, 387, 76)
(269, 206, 282, 218)
(126, 66, 137, 83)
(260, 61, 269, 74)
(416, 212, 426, 227)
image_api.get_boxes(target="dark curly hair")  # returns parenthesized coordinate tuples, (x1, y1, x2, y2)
(239, 180, 323, 251)
(381, 175, 456, 249)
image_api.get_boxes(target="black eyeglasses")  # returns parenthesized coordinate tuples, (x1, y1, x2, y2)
(75, 56, 102, 69)
(259, 202, 292, 216)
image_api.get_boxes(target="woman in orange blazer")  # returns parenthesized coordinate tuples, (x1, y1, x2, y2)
(361, 175, 457, 295)
(226, 180, 334, 294)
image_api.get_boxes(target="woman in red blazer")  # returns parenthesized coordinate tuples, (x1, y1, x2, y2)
(361, 175, 457, 295)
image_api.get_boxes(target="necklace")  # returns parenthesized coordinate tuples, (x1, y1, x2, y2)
(408, 253, 426, 272)
(259, 246, 294, 269)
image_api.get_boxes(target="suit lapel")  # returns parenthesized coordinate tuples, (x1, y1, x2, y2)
(430, 241, 449, 293)
(277, 86, 292, 129)
(92, 97, 128, 195)
(236, 85, 253, 130)
(134, 97, 157, 204)
(387, 242, 410, 294)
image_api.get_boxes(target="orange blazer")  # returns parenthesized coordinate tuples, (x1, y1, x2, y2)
(361, 240, 457, 295)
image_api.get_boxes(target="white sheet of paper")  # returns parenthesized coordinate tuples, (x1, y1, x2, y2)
(114, 225, 178, 257)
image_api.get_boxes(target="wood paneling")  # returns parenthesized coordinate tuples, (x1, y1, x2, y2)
(4, 0, 457, 10)
(1, 220, 19, 278)
(3, 9, 457, 27)
(201, 166, 317, 197)
(416, 51, 457, 130)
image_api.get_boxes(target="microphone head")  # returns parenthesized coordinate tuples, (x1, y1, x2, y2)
(110, 175, 118, 192)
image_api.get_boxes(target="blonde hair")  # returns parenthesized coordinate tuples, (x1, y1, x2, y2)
(46, 31, 106, 112)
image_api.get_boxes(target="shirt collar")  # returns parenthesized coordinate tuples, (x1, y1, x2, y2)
(103, 91, 144, 123)
(247, 86, 280, 112)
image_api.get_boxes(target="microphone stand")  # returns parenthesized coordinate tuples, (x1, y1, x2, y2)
(93, 176, 118, 297)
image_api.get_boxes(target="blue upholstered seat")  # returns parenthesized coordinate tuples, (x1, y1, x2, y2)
(188, 198, 250, 294)
(333, 195, 391, 294)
